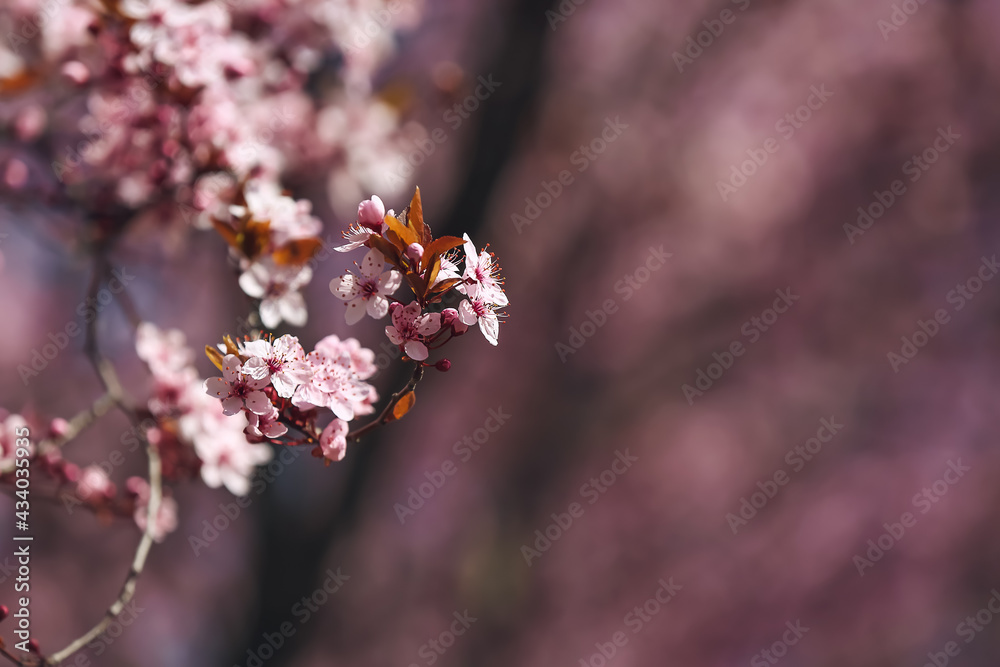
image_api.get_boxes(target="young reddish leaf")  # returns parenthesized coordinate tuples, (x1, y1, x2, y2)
(389, 391, 416, 421)
(407, 187, 428, 244)
(210, 216, 239, 249)
(425, 253, 442, 287)
(420, 235, 464, 271)
(369, 234, 402, 265)
(406, 272, 428, 300)
(384, 213, 417, 247)
(222, 335, 241, 356)
(273, 238, 322, 265)
(431, 277, 463, 294)
(205, 345, 225, 371)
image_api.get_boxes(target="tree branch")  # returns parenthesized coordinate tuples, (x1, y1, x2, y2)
(346, 363, 424, 442)
(40, 255, 162, 667)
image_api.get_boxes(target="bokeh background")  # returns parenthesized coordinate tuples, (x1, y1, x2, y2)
(3, 0, 1000, 665)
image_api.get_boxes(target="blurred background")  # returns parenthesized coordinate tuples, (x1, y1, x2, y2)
(3, 0, 1000, 665)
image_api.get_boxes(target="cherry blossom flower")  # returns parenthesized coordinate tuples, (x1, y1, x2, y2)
(292, 347, 373, 421)
(241, 179, 323, 247)
(205, 354, 272, 416)
(330, 248, 402, 324)
(245, 405, 288, 441)
(240, 335, 313, 398)
(136, 322, 194, 377)
(385, 302, 442, 361)
(76, 465, 115, 501)
(239, 260, 312, 329)
(0, 411, 29, 469)
(460, 233, 507, 306)
(128, 477, 178, 543)
(320, 419, 349, 462)
(459, 288, 501, 346)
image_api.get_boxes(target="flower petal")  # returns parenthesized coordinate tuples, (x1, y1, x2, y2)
(404, 340, 429, 361)
(244, 391, 272, 415)
(345, 299, 366, 325)
(331, 273, 360, 301)
(367, 296, 389, 320)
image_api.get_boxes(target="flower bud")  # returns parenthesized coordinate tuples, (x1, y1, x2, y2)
(441, 308, 468, 334)
(49, 417, 70, 438)
(406, 243, 424, 262)
(0, 605, 9, 621)
(28, 638, 40, 654)
(434, 359, 451, 372)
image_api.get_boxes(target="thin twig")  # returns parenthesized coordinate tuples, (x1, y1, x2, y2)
(346, 363, 424, 442)
(41, 255, 162, 667)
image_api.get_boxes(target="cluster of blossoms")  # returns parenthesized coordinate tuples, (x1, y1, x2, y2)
(1, 0, 424, 325)
(0, 408, 178, 541)
(204, 188, 508, 463)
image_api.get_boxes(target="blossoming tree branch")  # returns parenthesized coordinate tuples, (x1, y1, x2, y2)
(0, 0, 507, 664)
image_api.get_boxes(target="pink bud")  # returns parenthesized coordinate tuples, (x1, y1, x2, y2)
(3, 160, 28, 190)
(27, 638, 40, 654)
(442, 308, 468, 334)
(406, 243, 424, 262)
(61, 61, 90, 85)
(435, 359, 451, 372)
(49, 418, 70, 438)
(14, 105, 46, 142)
(0, 605, 9, 621)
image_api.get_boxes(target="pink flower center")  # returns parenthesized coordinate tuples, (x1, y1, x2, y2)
(361, 279, 379, 298)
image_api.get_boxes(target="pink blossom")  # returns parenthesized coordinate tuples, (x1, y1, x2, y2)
(240, 335, 312, 398)
(128, 477, 178, 543)
(136, 322, 194, 377)
(292, 347, 373, 421)
(205, 355, 272, 416)
(242, 179, 323, 247)
(459, 289, 501, 346)
(0, 411, 30, 469)
(385, 302, 441, 361)
(245, 405, 288, 441)
(320, 419, 349, 462)
(460, 233, 507, 307)
(77, 465, 115, 501)
(330, 248, 401, 324)
(238, 260, 312, 329)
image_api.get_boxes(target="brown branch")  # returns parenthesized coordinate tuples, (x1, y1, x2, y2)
(41, 255, 162, 667)
(346, 363, 424, 442)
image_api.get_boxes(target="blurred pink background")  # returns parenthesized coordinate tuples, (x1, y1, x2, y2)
(3, 0, 1000, 666)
